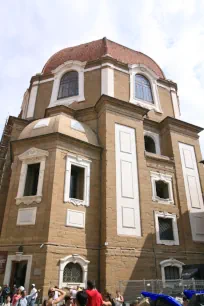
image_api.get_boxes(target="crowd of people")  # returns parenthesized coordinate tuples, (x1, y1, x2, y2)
(0, 281, 124, 306)
(0, 281, 191, 306)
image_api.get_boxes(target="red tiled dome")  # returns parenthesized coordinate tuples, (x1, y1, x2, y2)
(42, 38, 165, 79)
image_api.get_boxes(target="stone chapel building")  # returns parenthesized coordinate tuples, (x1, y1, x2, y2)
(0, 38, 204, 295)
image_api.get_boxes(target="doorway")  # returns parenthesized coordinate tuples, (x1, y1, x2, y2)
(10, 261, 27, 288)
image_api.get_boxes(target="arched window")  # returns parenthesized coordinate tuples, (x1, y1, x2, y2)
(160, 259, 184, 281)
(63, 262, 83, 283)
(164, 266, 180, 280)
(58, 71, 78, 99)
(135, 74, 153, 103)
(144, 135, 156, 153)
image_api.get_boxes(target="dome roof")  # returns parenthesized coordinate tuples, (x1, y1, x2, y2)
(42, 38, 165, 79)
(18, 115, 99, 146)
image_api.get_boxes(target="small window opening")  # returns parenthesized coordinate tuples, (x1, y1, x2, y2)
(144, 135, 156, 153)
(24, 163, 40, 196)
(156, 180, 169, 199)
(164, 266, 179, 280)
(158, 217, 174, 241)
(69, 165, 85, 200)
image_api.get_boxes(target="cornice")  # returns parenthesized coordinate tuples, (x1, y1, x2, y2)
(45, 105, 75, 118)
(9, 116, 30, 127)
(11, 132, 102, 151)
(160, 116, 203, 138)
(75, 107, 97, 122)
(158, 78, 177, 91)
(145, 151, 175, 164)
(95, 95, 149, 121)
(144, 118, 160, 131)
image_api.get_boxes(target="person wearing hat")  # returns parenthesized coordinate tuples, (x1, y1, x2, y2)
(29, 285, 38, 306)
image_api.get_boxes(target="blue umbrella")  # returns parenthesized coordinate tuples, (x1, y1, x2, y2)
(141, 291, 181, 306)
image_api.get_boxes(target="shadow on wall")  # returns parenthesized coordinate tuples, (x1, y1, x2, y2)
(121, 210, 204, 301)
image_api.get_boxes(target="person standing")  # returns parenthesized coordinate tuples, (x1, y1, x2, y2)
(2, 285, 11, 303)
(45, 288, 66, 306)
(2, 295, 11, 306)
(70, 287, 77, 306)
(17, 289, 40, 306)
(12, 289, 21, 306)
(29, 285, 38, 306)
(76, 291, 88, 306)
(86, 281, 102, 306)
(114, 291, 124, 306)
(102, 293, 112, 306)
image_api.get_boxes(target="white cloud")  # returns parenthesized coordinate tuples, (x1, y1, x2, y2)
(0, 0, 204, 154)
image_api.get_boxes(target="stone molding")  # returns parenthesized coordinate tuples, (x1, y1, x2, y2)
(151, 171, 174, 205)
(4, 254, 32, 291)
(129, 64, 162, 113)
(160, 258, 184, 281)
(16, 147, 49, 205)
(64, 154, 91, 206)
(49, 60, 86, 107)
(59, 254, 90, 288)
(154, 211, 179, 246)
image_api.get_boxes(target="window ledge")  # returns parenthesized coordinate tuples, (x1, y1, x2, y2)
(145, 152, 175, 163)
(152, 196, 174, 205)
(16, 195, 42, 206)
(157, 240, 179, 246)
(51, 95, 85, 107)
(65, 198, 87, 207)
(129, 98, 162, 114)
(62, 282, 85, 288)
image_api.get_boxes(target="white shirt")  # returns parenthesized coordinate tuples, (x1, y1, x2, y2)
(71, 289, 77, 299)
(30, 288, 38, 300)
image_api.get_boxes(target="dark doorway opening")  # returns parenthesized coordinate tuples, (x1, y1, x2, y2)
(10, 261, 27, 288)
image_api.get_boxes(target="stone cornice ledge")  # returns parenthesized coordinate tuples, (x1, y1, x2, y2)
(160, 117, 203, 137)
(95, 94, 149, 120)
(45, 105, 75, 118)
(16, 195, 42, 205)
(145, 151, 175, 164)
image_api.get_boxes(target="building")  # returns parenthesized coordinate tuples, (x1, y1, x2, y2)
(0, 37, 204, 296)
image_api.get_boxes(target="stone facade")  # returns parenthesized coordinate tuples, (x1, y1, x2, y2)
(0, 38, 204, 298)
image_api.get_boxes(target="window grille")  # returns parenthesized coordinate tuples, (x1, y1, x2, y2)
(158, 217, 174, 241)
(164, 266, 180, 280)
(63, 263, 83, 283)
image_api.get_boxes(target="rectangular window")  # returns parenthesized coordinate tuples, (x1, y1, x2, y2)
(24, 163, 40, 196)
(158, 217, 174, 241)
(69, 165, 85, 200)
(165, 266, 180, 280)
(155, 211, 179, 245)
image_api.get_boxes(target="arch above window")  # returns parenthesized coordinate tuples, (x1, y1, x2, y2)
(129, 64, 162, 113)
(59, 254, 90, 288)
(144, 131, 160, 155)
(49, 60, 86, 107)
(151, 172, 174, 205)
(58, 71, 78, 99)
(160, 258, 184, 281)
(135, 74, 153, 103)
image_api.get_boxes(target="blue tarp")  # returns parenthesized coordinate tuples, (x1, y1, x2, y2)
(183, 290, 204, 299)
(141, 292, 181, 306)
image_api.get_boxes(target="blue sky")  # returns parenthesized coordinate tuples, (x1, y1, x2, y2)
(1, 0, 204, 153)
